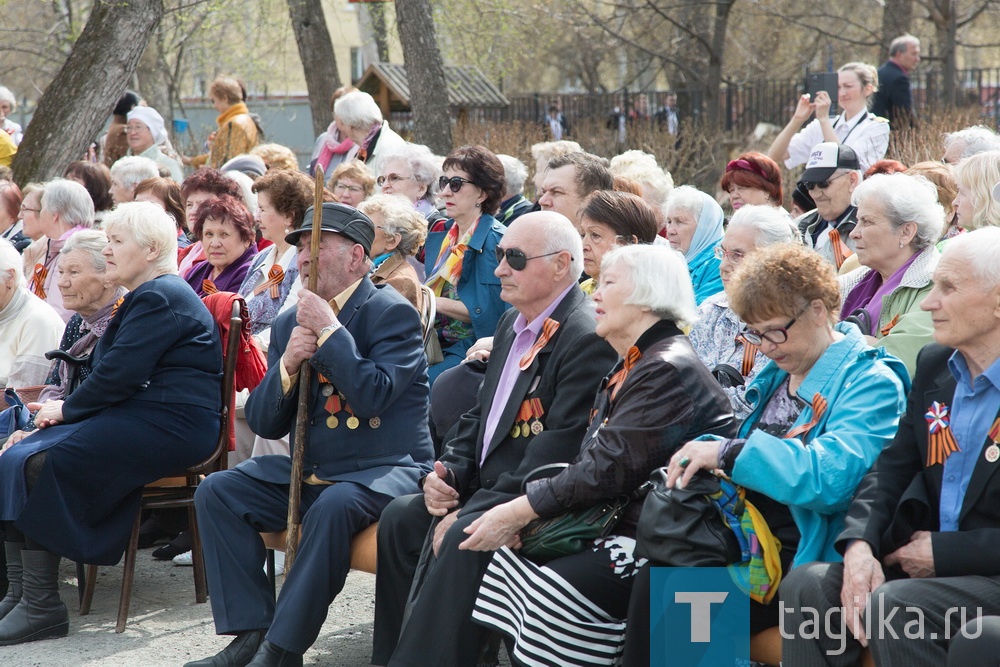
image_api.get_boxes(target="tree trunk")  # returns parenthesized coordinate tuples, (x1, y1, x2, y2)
(881, 0, 914, 52)
(394, 0, 453, 155)
(703, 0, 736, 129)
(287, 0, 341, 137)
(11, 0, 164, 186)
(366, 2, 391, 63)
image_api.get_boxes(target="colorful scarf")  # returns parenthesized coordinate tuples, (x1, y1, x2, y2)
(426, 220, 478, 296)
(712, 477, 783, 604)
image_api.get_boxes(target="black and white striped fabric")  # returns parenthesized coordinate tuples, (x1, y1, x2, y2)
(472, 538, 645, 667)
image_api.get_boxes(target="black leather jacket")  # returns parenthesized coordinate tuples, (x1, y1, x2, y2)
(526, 319, 737, 536)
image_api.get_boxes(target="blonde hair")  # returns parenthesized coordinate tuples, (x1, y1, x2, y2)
(209, 77, 243, 105)
(357, 194, 428, 257)
(608, 150, 674, 210)
(530, 140, 583, 164)
(251, 144, 299, 172)
(953, 151, 1000, 230)
(839, 62, 880, 105)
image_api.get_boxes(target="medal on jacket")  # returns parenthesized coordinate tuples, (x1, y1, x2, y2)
(925, 401, 961, 467)
(985, 417, 1000, 464)
(516, 400, 533, 437)
(529, 398, 545, 435)
(369, 416, 381, 429)
(345, 404, 360, 430)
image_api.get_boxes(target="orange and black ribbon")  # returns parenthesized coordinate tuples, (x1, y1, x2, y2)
(925, 401, 961, 467)
(880, 314, 901, 337)
(607, 346, 642, 402)
(202, 279, 219, 295)
(784, 393, 828, 440)
(519, 317, 560, 371)
(110, 295, 126, 319)
(736, 334, 759, 377)
(253, 265, 285, 299)
(31, 263, 47, 299)
(828, 229, 854, 270)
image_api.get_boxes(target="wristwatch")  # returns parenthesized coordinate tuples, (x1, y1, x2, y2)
(319, 321, 342, 338)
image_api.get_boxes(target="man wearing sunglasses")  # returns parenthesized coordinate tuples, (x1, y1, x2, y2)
(795, 142, 863, 270)
(372, 212, 618, 667)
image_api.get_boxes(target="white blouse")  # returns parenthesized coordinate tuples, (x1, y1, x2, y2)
(786, 110, 890, 173)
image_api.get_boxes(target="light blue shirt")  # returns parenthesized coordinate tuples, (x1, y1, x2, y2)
(939, 352, 1000, 531)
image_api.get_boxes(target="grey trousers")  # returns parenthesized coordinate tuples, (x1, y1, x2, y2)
(781, 561, 1000, 667)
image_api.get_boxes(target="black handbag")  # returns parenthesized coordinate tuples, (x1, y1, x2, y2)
(0, 388, 30, 438)
(518, 463, 628, 564)
(634, 467, 741, 567)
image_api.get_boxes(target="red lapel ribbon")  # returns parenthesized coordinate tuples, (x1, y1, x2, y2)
(253, 264, 284, 299)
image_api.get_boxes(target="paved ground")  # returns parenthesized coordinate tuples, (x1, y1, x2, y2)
(0, 553, 380, 666)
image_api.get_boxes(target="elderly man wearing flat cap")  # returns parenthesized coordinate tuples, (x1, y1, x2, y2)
(186, 202, 434, 667)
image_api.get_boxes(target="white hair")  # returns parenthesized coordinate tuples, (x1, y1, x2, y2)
(944, 126, 1000, 160)
(536, 212, 584, 281)
(0, 237, 24, 286)
(727, 205, 801, 246)
(61, 229, 110, 272)
(223, 170, 258, 215)
(497, 154, 528, 196)
(852, 173, 944, 250)
(530, 140, 583, 163)
(665, 185, 706, 219)
(602, 244, 697, 328)
(379, 144, 442, 199)
(609, 150, 674, 209)
(889, 34, 920, 56)
(0, 86, 16, 112)
(41, 178, 96, 229)
(110, 156, 159, 191)
(102, 201, 179, 276)
(333, 91, 383, 131)
(357, 194, 428, 257)
(941, 226, 1000, 287)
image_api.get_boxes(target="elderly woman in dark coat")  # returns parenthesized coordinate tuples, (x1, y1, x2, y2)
(461, 245, 735, 667)
(0, 201, 221, 645)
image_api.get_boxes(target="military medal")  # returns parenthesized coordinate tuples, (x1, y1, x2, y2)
(369, 417, 381, 429)
(321, 384, 334, 397)
(347, 416, 360, 430)
(516, 400, 533, 439)
(521, 422, 530, 437)
(985, 417, 1000, 464)
(925, 402, 961, 467)
(510, 425, 520, 438)
(529, 398, 544, 435)
(986, 445, 1000, 464)
(326, 415, 339, 429)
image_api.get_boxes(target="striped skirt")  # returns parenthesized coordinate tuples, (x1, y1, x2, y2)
(472, 536, 646, 667)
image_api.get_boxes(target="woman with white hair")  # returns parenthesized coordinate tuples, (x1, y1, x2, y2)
(358, 194, 428, 313)
(0, 86, 22, 146)
(608, 150, 674, 230)
(27, 179, 96, 322)
(0, 239, 64, 389)
(125, 107, 183, 182)
(496, 154, 533, 225)
(377, 144, 443, 224)
(664, 185, 725, 304)
(840, 173, 944, 376)
(464, 244, 736, 667)
(689, 205, 801, 419)
(952, 150, 1000, 231)
(109, 156, 160, 207)
(333, 91, 405, 178)
(0, 201, 222, 646)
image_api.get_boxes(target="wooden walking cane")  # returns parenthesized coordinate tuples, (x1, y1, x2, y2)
(285, 165, 325, 571)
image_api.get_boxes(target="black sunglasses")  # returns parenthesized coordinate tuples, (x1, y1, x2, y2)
(803, 172, 849, 191)
(494, 247, 563, 271)
(438, 176, 476, 193)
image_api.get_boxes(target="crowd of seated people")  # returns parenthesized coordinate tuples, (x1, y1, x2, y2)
(3, 78, 1000, 667)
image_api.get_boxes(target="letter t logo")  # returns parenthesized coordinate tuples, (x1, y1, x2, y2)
(675, 591, 729, 642)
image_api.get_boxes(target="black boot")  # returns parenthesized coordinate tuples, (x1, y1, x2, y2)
(0, 542, 23, 620)
(0, 549, 68, 645)
(246, 640, 303, 667)
(183, 629, 266, 667)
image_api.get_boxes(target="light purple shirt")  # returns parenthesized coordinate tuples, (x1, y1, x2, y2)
(480, 282, 578, 465)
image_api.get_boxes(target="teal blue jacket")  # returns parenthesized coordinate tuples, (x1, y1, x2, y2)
(688, 243, 723, 305)
(727, 323, 909, 568)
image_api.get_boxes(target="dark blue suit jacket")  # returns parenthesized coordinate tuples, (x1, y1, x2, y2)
(242, 278, 433, 498)
(872, 60, 913, 124)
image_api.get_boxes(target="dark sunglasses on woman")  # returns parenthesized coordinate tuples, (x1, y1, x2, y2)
(439, 176, 475, 193)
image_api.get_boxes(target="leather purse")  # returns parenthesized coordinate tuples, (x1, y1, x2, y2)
(1, 388, 30, 438)
(634, 467, 741, 567)
(518, 463, 628, 564)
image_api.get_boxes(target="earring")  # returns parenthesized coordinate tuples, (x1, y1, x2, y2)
(899, 241, 905, 248)
(475, 202, 481, 208)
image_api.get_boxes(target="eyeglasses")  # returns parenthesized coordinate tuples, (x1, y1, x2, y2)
(124, 124, 148, 133)
(439, 176, 475, 193)
(376, 173, 414, 187)
(803, 172, 849, 191)
(334, 183, 365, 194)
(741, 309, 807, 346)
(494, 247, 563, 271)
(713, 246, 746, 264)
(19, 205, 40, 214)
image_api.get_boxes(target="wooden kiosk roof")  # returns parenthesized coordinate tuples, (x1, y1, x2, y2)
(357, 63, 509, 118)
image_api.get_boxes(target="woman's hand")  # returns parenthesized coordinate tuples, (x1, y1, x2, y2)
(459, 496, 536, 552)
(0, 429, 32, 455)
(665, 440, 723, 489)
(791, 94, 815, 123)
(464, 336, 494, 363)
(813, 91, 833, 120)
(29, 400, 64, 429)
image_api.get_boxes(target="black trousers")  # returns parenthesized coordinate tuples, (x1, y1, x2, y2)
(372, 493, 493, 667)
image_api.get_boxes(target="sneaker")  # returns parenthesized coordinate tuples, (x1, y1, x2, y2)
(172, 550, 193, 566)
(263, 551, 285, 577)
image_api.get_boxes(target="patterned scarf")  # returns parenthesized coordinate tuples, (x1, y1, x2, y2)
(426, 220, 478, 296)
(712, 477, 783, 604)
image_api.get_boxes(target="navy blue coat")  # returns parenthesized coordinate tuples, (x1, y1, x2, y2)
(872, 60, 913, 124)
(0, 274, 222, 564)
(241, 278, 433, 498)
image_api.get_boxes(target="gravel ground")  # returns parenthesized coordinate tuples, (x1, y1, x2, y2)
(0, 553, 380, 666)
